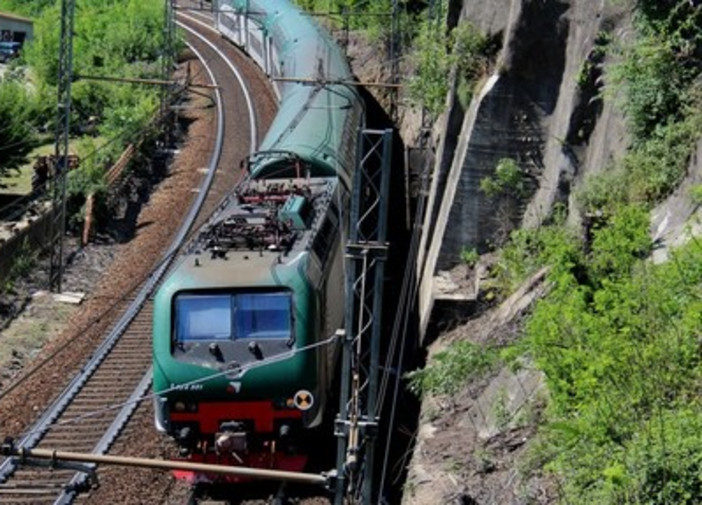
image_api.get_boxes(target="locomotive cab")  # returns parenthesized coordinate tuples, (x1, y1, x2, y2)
(153, 172, 345, 480)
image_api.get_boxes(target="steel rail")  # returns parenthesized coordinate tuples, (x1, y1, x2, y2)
(51, 38, 240, 505)
(177, 13, 258, 152)
(0, 38, 230, 500)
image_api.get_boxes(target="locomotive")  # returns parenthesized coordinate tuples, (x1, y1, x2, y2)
(152, 0, 362, 480)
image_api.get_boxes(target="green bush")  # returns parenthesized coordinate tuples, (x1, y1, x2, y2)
(406, 340, 497, 396)
(407, 18, 491, 118)
(519, 223, 702, 503)
(611, 32, 684, 141)
(480, 158, 525, 198)
(406, 17, 453, 118)
(609, 2, 702, 142)
(0, 79, 36, 166)
(294, 0, 415, 42)
(490, 220, 583, 297)
(0, 0, 166, 225)
(577, 113, 701, 213)
(459, 247, 479, 267)
(587, 204, 651, 281)
(621, 410, 702, 504)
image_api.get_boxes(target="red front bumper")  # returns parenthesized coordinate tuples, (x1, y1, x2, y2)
(169, 400, 307, 483)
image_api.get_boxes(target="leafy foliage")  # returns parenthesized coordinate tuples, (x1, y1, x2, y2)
(407, 17, 492, 117)
(0, 0, 165, 222)
(490, 214, 583, 297)
(521, 234, 702, 503)
(480, 158, 525, 198)
(293, 0, 421, 42)
(406, 340, 497, 396)
(587, 204, 651, 281)
(578, 82, 701, 215)
(406, 17, 453, 118)
(0, 78, 37, 166)
(577, 1, 702, 214)
(505, 5, 702, 501)
(459, 247, 479, 267)
(610, 1, 702, 142)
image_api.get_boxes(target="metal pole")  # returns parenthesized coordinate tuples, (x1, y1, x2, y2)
(49, 0, 76, 293)
(362, 129, 392, 504)
(335, 128, 394, 504)
(2, 447, 329, 486)
(334, 125, 367, 505)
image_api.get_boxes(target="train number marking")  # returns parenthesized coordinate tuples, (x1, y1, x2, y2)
(170, 383, 203, 391)
(294, 390, 314, 411)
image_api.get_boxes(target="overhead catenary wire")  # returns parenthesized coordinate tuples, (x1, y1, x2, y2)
(377, 151, 433, 501)
(2, 36, 260, 485)
(0, 48, 216, 403)
(14, 333, 342, 441)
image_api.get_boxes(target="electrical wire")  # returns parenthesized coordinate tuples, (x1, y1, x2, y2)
(0, 247, 178, 403)
(377, 153, 432, 501)
(17, 333, 341, 440)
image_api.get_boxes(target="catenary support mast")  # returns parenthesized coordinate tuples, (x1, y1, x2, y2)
(335, 129, 393, 504)
(48, 0, 76, 292)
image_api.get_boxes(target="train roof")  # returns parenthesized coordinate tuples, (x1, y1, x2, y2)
(167, 176, 340, 290)
(224, 0, 361, 188)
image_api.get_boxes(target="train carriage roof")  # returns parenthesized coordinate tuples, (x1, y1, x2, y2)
(223, 0, 361, 188)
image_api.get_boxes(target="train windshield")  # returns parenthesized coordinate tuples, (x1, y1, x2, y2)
(175, 292, 292, 342)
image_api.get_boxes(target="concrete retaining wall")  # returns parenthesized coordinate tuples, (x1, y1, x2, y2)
(0, 203, 52, 282)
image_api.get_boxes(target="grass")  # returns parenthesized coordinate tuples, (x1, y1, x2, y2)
(0, 164, 34, 195)
(0, 296, 73, 365)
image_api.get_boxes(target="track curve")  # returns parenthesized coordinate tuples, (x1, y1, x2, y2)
(0, 16, 277, 504)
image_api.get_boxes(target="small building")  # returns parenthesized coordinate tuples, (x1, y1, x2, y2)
(0, 12, 33, 44)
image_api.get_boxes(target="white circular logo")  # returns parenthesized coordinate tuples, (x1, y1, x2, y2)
(293, 389, 314, 411)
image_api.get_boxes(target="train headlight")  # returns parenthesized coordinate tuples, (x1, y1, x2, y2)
(273, 398, 296, 410)
(172, 401, 197, 413)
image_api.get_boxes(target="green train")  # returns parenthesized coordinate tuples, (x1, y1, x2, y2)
(152, 0, 362, 480)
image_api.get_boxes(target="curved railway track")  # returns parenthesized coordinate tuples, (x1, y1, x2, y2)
(0, 12, 276, 504)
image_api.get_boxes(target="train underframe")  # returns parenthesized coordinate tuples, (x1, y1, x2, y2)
(165, 399, 311, 483)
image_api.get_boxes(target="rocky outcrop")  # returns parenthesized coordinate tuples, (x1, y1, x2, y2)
(438, 0, 633, 266)
(399, 1, 637, 503)
(651, 138, 702, 263)
(404, 269, 554, 505)
(347, 1, 702, 502)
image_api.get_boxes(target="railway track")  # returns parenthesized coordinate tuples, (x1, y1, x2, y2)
(0, 12, 275, 503)
(0, 303, 154, 504)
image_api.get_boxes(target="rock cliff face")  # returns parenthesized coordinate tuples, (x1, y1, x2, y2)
(397, 1, 638, 503)
(348, 0, 702, 503)
(439, 0, 633, 266)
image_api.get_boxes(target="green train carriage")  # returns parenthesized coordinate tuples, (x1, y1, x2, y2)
(153, 0, 362, 479)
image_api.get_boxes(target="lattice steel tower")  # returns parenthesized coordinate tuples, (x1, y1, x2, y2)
(335, 129, 393, 504)
(48, 0, 76, 292)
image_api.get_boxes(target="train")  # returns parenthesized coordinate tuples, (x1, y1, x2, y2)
(152, 0, 363, 481)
